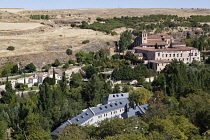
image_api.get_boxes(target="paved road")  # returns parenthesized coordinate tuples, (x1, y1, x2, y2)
(0, 75, 21, 81)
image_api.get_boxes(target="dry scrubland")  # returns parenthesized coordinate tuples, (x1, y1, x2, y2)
(0, 8, 210, 67)
(0, 22, 44, 31)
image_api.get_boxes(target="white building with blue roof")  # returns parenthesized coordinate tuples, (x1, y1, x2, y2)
(51, 92, 149, 136)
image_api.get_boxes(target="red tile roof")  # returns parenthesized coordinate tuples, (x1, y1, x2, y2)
(147, 39, 163, 43)
(147, 35, 161, 39)
(135, 47, 198, 52)
(141, 42, 168, 46)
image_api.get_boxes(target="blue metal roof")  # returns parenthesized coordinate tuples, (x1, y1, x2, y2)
(102, 93, 129, 104)
(69, 108, 94, 125)
(121, 104, 149, 119)
(92, 99, 129, 115)
(51, 108, 94, 135)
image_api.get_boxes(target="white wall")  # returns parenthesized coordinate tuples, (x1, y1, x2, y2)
(82, 108, 125, 126)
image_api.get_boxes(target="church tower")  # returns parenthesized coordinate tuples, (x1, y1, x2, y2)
(133, 30, 148, 47)
(139, 30, 147, 44)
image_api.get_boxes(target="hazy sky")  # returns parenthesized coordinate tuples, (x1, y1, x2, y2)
(1, 0, 210, 9)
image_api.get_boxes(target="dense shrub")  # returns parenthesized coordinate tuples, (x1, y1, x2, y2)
(7, 46, 15, 51)
(82, 40, 90, 44)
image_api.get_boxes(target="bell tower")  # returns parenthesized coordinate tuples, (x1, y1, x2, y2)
(139, 30, 147, 44)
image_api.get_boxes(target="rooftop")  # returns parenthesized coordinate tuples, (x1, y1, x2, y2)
(141, 42, 168, 46)
(147, 35, 161, 39)
(102, 93, 129, 104)
(135, 47, 198, 52)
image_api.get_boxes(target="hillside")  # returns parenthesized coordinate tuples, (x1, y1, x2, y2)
(0, 8, 210, 68)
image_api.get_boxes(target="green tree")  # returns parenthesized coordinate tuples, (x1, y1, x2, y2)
(82, 65, 98, 79)
(119, 30, 132, 52)
(75, 50, 86, 63)
(7, 46, 15, 51)
(113, 84, 121, 93)
(0, 120, 8, 140)
(129, 88, 152, 105)
(25, 63, 36, 72)
(26, 124, 51, 140)
(171, 115, 199, 138)
(52, 59, 61, 67)
(57, 124, 87, 140)
(11, 64, 18, 74)
(71, 23, 76, 27)
(70, 73, 83, 88)
(66, 49, 73, 56)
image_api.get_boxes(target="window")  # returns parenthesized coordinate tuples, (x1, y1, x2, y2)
(162, 54, 164, 57)
(169, 54, 171, 57)
(195, 53, 197, 56)
(166, 54, 168, 57)
(158, 53, 160, 56)
(173, 54, 175, 57)
(181, 54, 182, 57)
(177, 54, 179, 57)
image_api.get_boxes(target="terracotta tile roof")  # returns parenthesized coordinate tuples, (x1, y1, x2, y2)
(141, 42, 168, 46)
(147, 35, 161, 39)
(147, 39, 163, 43)
(135, 47, 198, 52)
(172, 42, 186, 45)
(163, 36, 172, 39)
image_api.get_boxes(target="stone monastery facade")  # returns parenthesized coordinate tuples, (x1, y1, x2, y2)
(133, 31, 200, 71)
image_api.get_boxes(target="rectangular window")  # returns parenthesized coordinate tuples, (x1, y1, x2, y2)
(177, 54, 179, 57)
(195, 53, 197, 56)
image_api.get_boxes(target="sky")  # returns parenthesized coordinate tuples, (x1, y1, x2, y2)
(1, 0, 210, 9)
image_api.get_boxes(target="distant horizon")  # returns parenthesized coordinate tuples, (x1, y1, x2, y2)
(1, 0, 209, 10)
(1, 7, 210, 10)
